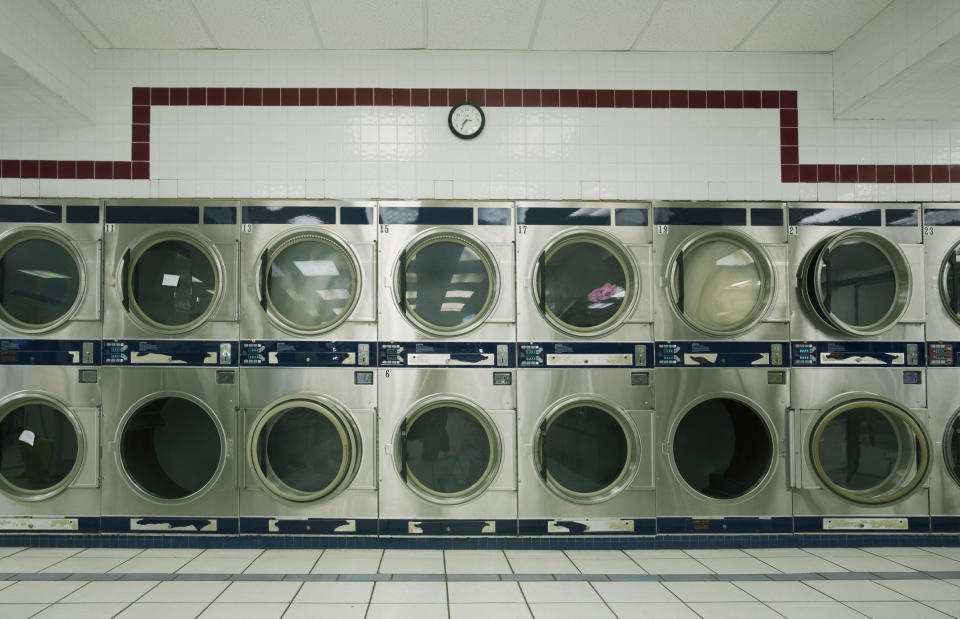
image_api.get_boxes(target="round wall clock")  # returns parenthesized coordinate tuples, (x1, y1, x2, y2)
(448, 102, 485, 140)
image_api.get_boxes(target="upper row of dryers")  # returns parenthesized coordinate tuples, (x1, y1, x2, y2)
(0, 199, 956, 345)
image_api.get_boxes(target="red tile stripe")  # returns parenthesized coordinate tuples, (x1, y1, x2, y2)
(1, 87, 957, 183)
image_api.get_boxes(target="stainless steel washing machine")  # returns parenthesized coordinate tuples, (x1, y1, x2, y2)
(790, 343, 930, 534)
(238, 352, 378, 536)
(0, 362, 100, 533)
(0, 199, 101, 342)
(653, 202, 788, 341)
(788, 202, 924, 342)
(928, 369, 960, 532)
(377, 201, 514, 343)
(655, 342, 792, 534)
(923, 203, 960, 345)
(239, 200, 376, 343)
(377, 342, 517, 535)
(103, 200, 239, 341)
(100, 352, 238, 534)
(516, 201, 652, 343)
(516, 345, 655, 535)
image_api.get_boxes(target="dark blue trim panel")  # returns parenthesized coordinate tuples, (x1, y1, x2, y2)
(379, 206, 473, 225)
(239, 340, 377, 367)
(924, 209, 960, 226)
(340, 206, 375, 225)
(932, 517, 960, 533)
(655, 341, 790, 367)
(0, 339, 100, 366)
(66, 205, 99, 223)
(751, 208, 784, 227)
(794, 516, 929, 534)
(103, 340, 238, 366)
(101, 517, 239, 534)
(792, 341, 924, 367)
(654, 207, 747, 226)
(242, 206, 335, 225)
(0, 204, 61, 223)
(886, 209, 918, 227)
(203, 206, 236, 224)
(239, 518, 378, 535)
(519, 342, 653, 368)
(518, 519, 656, 536)
(657, 517, 793, 534)
(380, 519, 519, 536)
(789, 208, 882, 227)
(517, 207, 611, 226)
(478, 207, 511, 225)
(106, 205, 200, 224)
(379, 341, 515, 368)
(614, 208, 649, 226)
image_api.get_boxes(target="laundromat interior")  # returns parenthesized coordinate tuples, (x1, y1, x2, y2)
(7, 1, 960, 618)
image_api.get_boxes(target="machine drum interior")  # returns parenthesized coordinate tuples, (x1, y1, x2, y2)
(130, 239, 217, 329)
(948, 413, 960, 487)
(940, 242, 960, 323)
(541, 405, 629, 498)
(673, 398, 772, 500)
(812, 402, 928, 504)
(402, 404, 498, 501)
(121, 397, 221, 500)
(0, 401, 79, 496)
(538, 236, 633, 333)
(0, 236, 81, 329)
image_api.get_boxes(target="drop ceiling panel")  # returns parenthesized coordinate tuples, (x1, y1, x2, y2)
(192, 0, 320, 49)
(741, 0, 892, 51)
(49, 0, 111, 48)
(635, 0, 776, 51)
(532, 0, 660, 50)
(69, 0, 214, 48)
(427, 0, 540, 49)
(309, 0, 423, 49)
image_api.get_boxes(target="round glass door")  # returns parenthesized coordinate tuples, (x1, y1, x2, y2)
(945, 412, 960, 487)
(939, 242, 960, 324)
(396, 233, 498, 336)
(0, 399, 81, 499)
(811, 400, 928, 504)
(673, 398, 772, 499)
(264, 233, 360, 334)
(121, 397, 222, 500)
(535, 233, 636, 335)
(0, 233, 82, 332)
(669, 232, 773, 335)
(129, 238, 219, 331)
(251, 400, 359, 502)
(801, 231, 910, 336)
(397, 401, 500, 503)
(535, 402, 636, 503)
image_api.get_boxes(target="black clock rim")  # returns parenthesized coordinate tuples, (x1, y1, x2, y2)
(448, 102, 485, 140)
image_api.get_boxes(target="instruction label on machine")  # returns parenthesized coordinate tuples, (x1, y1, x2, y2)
(655, 342, 788, 367)
(792, 341, 924, 367)
(519, 342, 652, 368)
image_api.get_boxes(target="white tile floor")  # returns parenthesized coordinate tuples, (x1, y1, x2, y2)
(0, 546, 958, 617)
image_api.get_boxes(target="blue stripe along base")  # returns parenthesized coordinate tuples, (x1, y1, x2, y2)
(239, 518, 378, 535)
(518, 519, 656, 536)
(932, 517, 960, 533)
(100, 517, 239, 535)
(379, 519, 519, 536)
(657, 517, 793, 535)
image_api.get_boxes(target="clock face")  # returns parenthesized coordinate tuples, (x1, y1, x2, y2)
(448, 103, 485, 139)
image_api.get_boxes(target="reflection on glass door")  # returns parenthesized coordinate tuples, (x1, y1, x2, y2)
(0, 400, 80, 498)
(130, 239, 217, 330)
(0, 235, 81, 330)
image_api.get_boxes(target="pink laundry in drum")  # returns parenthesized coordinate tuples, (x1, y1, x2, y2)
(588, 283, 623, 303)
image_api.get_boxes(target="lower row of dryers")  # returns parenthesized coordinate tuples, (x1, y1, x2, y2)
(0, 358, 951, 536)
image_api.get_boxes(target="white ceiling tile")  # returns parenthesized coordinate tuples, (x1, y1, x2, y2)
(741, 0, 892, 52)
(49, 0, 112, 48)
(192, 0, 320, 49)
(309, 0, 424, 49)
(427, 0, 540, 49)
(634, 0, 776, 51)
(69, 0, 214, 48)
(532, 0, 660, 50)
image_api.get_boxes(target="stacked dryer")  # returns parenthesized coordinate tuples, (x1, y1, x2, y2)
(788, 203, 930, 534)
(0, 199, 102, 533)
(376, 201, 518, 535)
(100, 201, 240, 534)
(516, 201, 656, 535)
(921, 203, 960, 533)
(237, 201, 378, 535)
(652, 201, 793, 534)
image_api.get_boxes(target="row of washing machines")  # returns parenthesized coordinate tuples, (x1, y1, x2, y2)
(0, 199, 958, 537)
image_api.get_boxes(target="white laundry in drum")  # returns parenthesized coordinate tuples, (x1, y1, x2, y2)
(682, 241, 762, 331)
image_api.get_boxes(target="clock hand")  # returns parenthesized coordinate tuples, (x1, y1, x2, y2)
(460, 119, 468, 130)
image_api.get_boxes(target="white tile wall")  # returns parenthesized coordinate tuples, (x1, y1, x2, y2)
(0, 49, 960, 201)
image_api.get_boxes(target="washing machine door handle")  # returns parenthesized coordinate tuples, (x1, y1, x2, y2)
(256, 250, 268, 310)
(399, 417, 408, 482)
(120, 248, 131, 311)
(536, 252, 546, 315)
(537, 419, 548, 481)
(675, 249, 684, 312)
(397, 248, 407, 313)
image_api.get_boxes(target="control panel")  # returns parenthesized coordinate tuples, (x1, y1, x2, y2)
(239, 341, 375, 367)
(791, 341, 924, 367)
(655, 342, 789, 367)
(378, 342, 515, 368)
